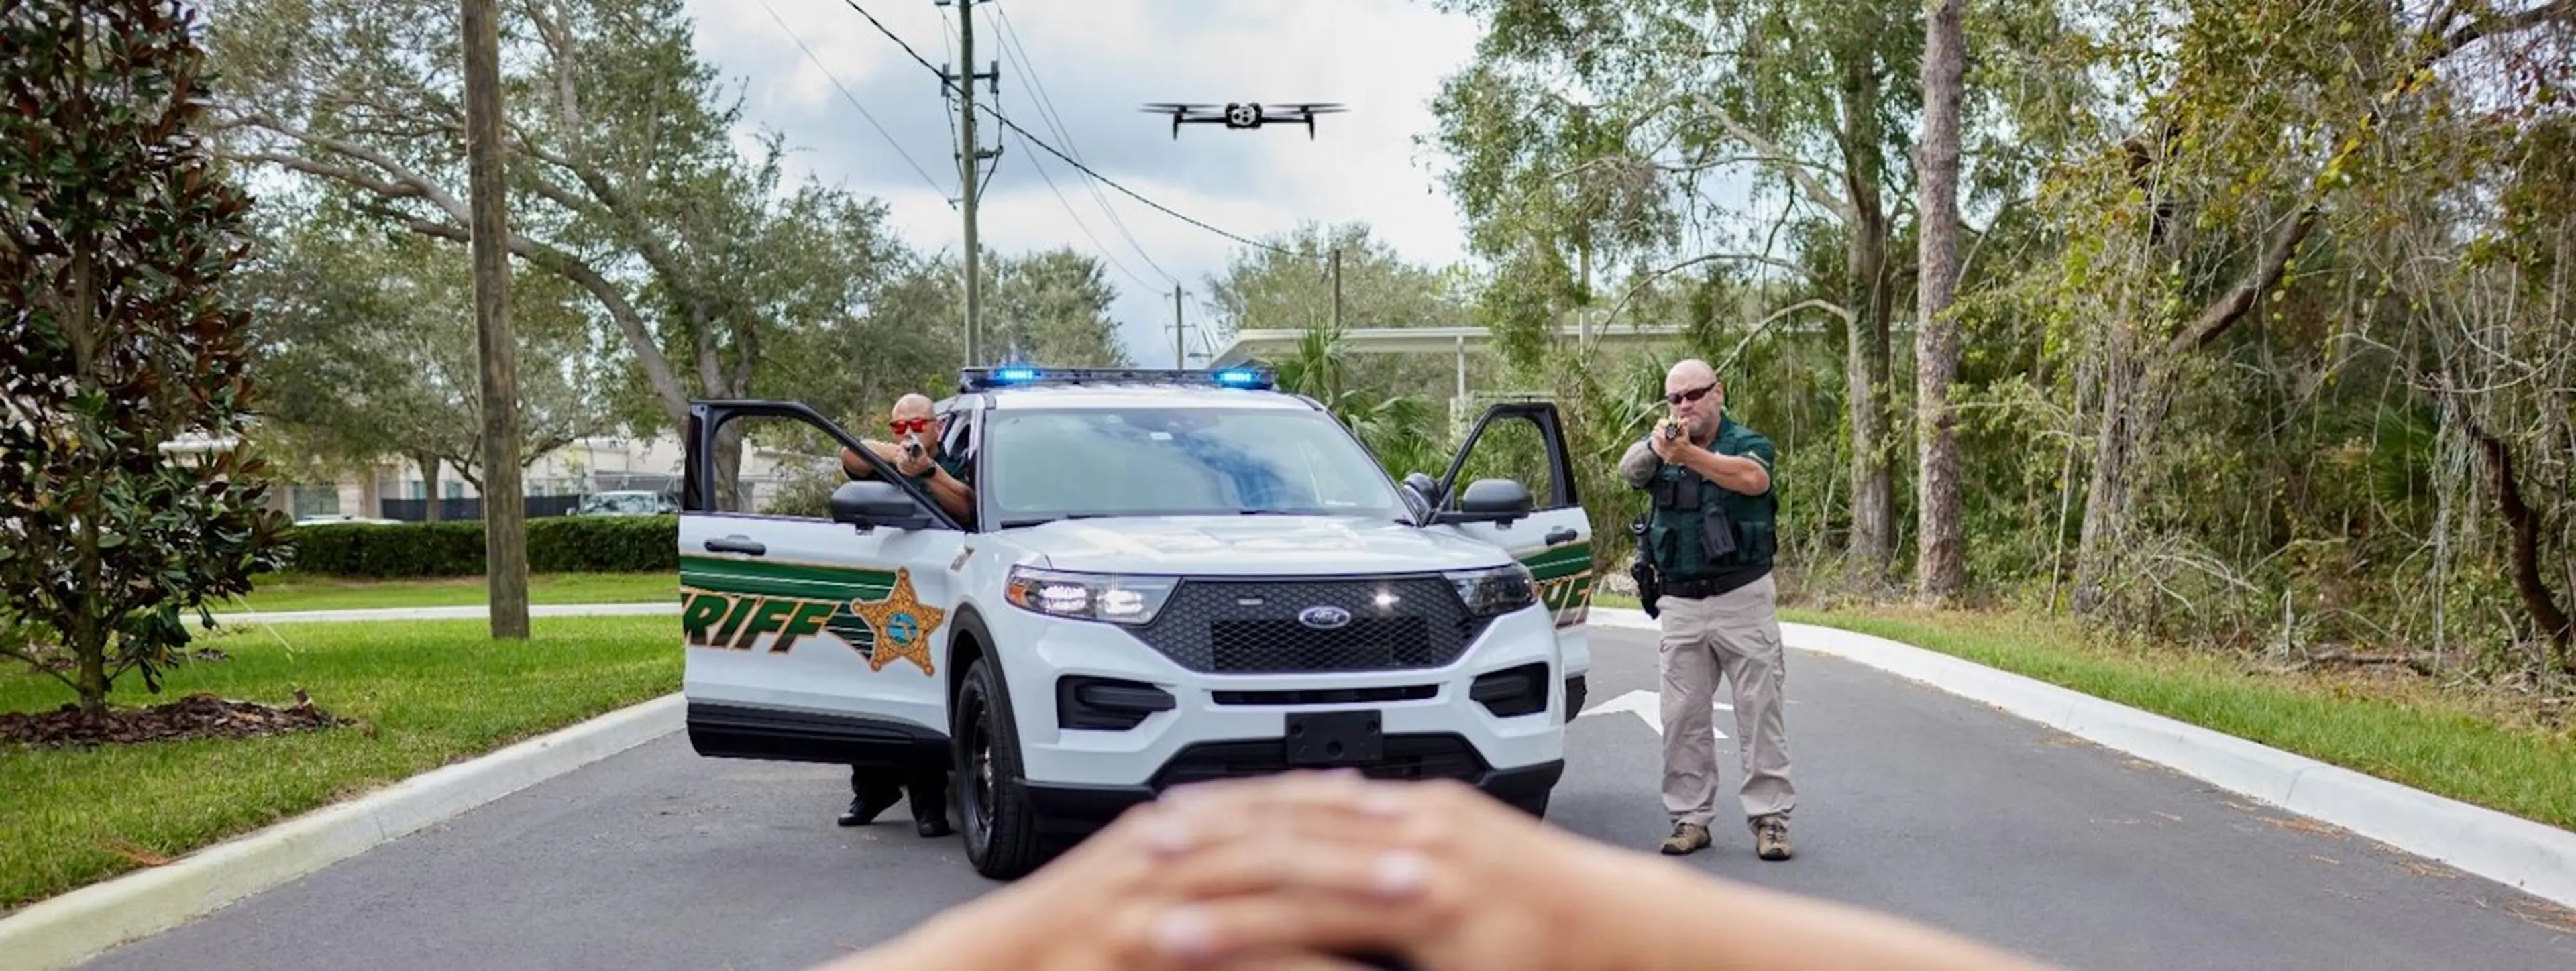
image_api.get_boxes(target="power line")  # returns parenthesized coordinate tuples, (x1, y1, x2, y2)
(834, 0, 1301, 258)
(755, 0, 953, 208)
(989, 2, 1176, 284)
(1004, 121, 1160, 292)
(965, 7, 1155, 292)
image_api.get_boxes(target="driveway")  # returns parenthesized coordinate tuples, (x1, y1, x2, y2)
(76, 626, 2576, 970)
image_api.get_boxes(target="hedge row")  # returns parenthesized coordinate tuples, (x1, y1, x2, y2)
(281, 515, 678, 577)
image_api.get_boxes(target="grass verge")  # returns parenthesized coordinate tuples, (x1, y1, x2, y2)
(221, 571, 680, 613)
(0, 614, 678, 913)
(1597, 593, 2573, 832)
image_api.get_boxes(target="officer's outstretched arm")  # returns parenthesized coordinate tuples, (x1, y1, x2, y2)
(1617, 439, 1660, 488)
(1678, 445, 1771, 496)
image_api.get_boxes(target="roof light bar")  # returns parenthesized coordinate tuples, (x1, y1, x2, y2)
(959, 366, 1278, 393)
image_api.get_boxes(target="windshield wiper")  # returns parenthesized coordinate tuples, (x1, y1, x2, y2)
(998, 513, 1110, 528)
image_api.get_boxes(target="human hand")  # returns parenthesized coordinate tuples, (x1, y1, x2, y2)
(895, 438, 934, 477)
(1648, 419, 1691, 462)
(1134, 774, 1670, 971)
(812, 773, 1430, 971)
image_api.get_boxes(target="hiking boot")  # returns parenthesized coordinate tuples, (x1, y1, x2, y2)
(1752, 814, 1792, 860)
(1660, 821, 1711, 856)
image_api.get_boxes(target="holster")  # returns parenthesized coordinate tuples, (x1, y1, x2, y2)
(1628, 515, 1661, 618)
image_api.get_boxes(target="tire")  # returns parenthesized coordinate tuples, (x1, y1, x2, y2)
(955, 656, 1045, 880)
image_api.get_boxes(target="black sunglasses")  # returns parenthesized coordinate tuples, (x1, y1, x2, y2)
(1666, 383, 1719, 406)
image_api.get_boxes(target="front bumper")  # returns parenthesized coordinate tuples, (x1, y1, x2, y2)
(990, 599, 1572, 797)
(1024, 750, 1563, 834)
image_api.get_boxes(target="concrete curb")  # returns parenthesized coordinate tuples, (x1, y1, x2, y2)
(211, 602, 681, 624)
(1587, 606, 2576, 910)
(0, 693, 684, 970)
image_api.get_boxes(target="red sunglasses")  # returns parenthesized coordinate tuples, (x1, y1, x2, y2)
(889, 417, 933, 435)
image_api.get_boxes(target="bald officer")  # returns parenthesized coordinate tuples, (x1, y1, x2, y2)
(1617, 358, 1795, 861)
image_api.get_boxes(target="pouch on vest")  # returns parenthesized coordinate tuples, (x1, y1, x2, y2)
(1698, 504, 1737, 560)
(1652, 473, 1701, 510)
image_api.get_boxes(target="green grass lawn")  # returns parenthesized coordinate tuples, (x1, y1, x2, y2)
(219, 571, 680, 613)
(0, 615, 678, 913)
(1597, 593, 2575, 832)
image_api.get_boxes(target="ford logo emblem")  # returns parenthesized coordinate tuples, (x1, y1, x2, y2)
(1297, 605, 1352, 630)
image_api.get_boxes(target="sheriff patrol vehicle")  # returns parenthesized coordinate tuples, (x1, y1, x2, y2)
(678, 366, 1596, 878)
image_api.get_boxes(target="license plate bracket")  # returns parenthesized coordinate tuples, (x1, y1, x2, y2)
(1285, 710, 1383, 766)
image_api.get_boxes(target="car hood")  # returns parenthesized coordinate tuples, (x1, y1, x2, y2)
(1003, 515, 1512, 576)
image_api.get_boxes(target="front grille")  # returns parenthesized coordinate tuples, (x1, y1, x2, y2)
(1151, 734, 1487, 788)
(1130, 575, 1488, 673)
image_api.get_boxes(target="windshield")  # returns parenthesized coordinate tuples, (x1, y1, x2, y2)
(983, 406, 1407, 523)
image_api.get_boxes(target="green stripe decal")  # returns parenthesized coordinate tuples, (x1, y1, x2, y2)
(680, 554, 895, 601)
(1521, 542, 1592, 580)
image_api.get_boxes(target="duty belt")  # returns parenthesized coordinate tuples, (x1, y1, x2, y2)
(1659, 571, 1764, 600)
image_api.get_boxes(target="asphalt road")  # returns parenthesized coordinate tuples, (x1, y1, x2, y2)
(78, 626, 2576, 970)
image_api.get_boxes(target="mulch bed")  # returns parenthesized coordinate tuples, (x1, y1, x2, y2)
(0, 691, 354, 748)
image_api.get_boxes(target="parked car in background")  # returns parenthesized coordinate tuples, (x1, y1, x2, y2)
(576, 490, 678, 516)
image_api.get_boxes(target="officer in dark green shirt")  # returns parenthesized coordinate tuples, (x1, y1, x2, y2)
(833, 392, 973, 836)
(1617, 359, 1798, 863)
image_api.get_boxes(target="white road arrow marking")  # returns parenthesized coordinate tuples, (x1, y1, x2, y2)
(1578, 689, 1727, 739)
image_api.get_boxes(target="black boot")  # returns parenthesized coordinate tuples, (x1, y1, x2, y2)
(909, 770, 953, 838)
(839, 770, 902, 827)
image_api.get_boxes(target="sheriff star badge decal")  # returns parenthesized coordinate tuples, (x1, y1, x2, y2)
(849, 567, 943, 675)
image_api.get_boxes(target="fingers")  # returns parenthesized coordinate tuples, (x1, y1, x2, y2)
(1149, 891, 1430, 967)
(1145, 827, 1434, 903)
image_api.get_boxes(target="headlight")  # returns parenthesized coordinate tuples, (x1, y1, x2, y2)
(1445, 563, 1537, 618)
(1004, 567, 1178, 625)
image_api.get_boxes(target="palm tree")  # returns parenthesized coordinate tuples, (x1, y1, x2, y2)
(1272, 325, 1448, 479)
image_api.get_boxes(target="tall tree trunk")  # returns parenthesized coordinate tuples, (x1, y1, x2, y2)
(2073, 339, 2151, 616)
(415, 453, 443, 522)
(1841, 50, 1896, 591)
(1913, 0, 1968, 605)
(462, 0, 528, 639)
(714, 419, 749, 512)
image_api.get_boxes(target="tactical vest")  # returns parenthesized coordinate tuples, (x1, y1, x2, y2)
(1644, 420, 1778, 583)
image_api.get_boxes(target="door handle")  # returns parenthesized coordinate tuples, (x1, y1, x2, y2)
(702, 535, 767, 556)
(1545, 526, 1578, 546)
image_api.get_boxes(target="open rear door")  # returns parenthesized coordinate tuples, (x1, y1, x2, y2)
(1428, 401, 1595, 716)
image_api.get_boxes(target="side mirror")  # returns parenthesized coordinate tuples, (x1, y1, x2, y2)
(1401, 471, 1444, 510)
(1436, 477, 1533, 525)
(830, 480, 934, 532)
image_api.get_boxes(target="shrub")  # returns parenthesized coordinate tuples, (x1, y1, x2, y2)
(281, 516, 677, 577)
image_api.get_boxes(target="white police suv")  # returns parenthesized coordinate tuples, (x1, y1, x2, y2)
(677, 366, 1597, 878)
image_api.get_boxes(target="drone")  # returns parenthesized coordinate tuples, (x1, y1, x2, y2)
(1140, 101, 1347, 139)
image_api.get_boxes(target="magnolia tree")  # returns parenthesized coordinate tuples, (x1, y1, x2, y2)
(0, 0, 290, 715)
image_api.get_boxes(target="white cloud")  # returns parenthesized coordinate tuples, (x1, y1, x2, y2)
(684, 0, 1487, 368)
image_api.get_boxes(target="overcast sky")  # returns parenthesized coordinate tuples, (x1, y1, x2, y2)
(681, 0, 1489, 368)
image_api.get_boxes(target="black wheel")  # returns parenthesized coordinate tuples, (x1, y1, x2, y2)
(955, 656, 1046, 880)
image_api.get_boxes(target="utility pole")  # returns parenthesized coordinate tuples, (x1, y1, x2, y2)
(1173, 284, 1186, 368)
(461, 0, 527, 640)
(1329, 247, 1343, 334)
(941, 0, 1000, 366)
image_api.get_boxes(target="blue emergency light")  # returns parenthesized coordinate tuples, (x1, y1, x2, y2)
(959, 365, 1277, 393)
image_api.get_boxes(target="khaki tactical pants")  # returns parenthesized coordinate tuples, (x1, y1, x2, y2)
(1657, 572, 1796, 827)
